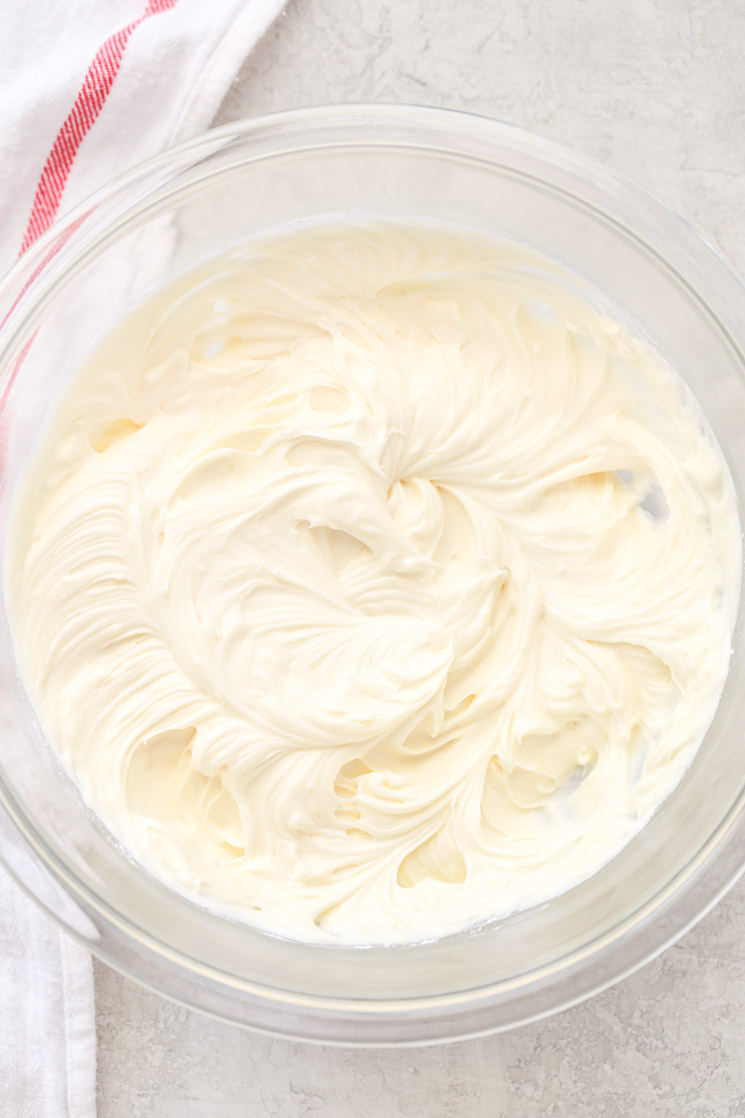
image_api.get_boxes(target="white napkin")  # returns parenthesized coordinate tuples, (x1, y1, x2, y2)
(0, 880, 97, 1118)
(0, 1, 286, 1114)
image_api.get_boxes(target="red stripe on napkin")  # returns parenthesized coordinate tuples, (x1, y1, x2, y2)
(20, 0, 179, 255)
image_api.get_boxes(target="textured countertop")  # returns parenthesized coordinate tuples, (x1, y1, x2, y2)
(96, 2, 745, 1114)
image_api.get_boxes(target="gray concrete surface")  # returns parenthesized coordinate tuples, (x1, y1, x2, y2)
(96, 1, 745, 1114)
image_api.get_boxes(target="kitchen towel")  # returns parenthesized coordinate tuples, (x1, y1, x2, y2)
(0, 1, 286, 1114)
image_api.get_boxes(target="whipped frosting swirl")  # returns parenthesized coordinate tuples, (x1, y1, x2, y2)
(5, 221, 740, 943)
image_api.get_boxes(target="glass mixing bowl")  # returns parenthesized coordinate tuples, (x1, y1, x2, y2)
(1, 105, 744, 1046)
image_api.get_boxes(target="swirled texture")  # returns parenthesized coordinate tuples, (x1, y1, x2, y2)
(5, 221, 741, 943)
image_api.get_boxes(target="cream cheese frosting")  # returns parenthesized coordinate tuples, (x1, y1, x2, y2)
(5, 220, 741, 943)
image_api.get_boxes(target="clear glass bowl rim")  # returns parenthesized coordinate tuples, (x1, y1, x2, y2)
(1, 103, 744, 1046)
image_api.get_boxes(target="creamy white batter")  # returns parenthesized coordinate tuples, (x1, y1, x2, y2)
(5, 221, 741, 943)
